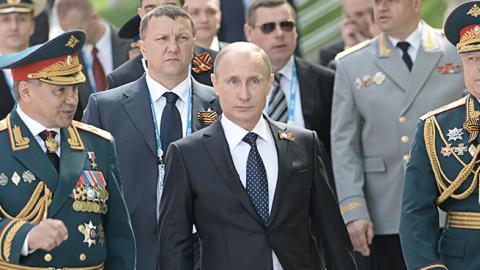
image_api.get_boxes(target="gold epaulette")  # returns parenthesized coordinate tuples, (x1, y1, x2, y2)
(335, 39, 371, 60)
(0, 118, 6, 131)
(420, 96, 467, 121)
(72, 121, 112, 141)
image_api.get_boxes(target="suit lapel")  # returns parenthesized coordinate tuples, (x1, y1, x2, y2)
(7, 112, 59, 189)
(374, 34, 409, 92)
(295, 58, 315, 130)
(191, 78, 218, 132)
(49, 126, 87, 216)
(122, 75, 157, 157)
(267, 120, 292, 224)
(202, 121, 265, 225)
(401, 25, 443, 115)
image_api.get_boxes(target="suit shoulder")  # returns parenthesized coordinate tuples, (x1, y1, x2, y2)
(0, 118, 6, 131)
(73, 121, 113, 141)
(335, 39, 371, 61)
(420, 96, 467, 121)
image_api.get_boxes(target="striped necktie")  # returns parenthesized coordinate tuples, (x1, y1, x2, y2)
(267, 73, 288, 122)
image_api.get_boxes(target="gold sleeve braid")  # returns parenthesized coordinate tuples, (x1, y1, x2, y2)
(424, 116, 480, 205)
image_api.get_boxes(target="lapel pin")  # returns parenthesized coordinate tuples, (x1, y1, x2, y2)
(196, 107, 218, 125)
(22, 170, 36, 183)
(192, 52, 213, 73)
(11, 172, 20, 186)
(0, 173, 8, 186)
(87, 152, 97, 170)
(278, 131, 295, 142)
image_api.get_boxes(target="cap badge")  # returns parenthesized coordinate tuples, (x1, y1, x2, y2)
(467, 4, 480, 17)
(65, 35, 80, 48)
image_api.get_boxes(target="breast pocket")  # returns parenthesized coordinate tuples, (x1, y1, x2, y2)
(363, 156, 386, 173)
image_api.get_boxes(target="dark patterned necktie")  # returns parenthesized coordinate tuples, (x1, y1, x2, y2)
(39, 130, 60, 172)
(243, 132, 269, 225)
(92, 46, 107, 91)
(160, 92, 182, 155)
(397, 41, 413, 71)
(267, 73, 288, 122)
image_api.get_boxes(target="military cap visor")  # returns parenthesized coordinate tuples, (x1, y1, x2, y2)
(445, 1, 480, 53)
(0, 30, 86, 85)
(0, 0, 47, 17)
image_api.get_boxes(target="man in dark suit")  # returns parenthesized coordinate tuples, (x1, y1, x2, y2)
(159, 41, 355, 270)
(54, 0, 131, 120)
(107, 0, 217, 88)
(0, 0, 42, 120)
(83, 6, 221, 270)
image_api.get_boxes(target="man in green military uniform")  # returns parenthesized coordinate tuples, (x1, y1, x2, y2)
(0, 30, 135, 269)
(400, 1, 480, 269)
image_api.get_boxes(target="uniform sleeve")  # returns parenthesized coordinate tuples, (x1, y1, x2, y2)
(102, 138, 136, 270)
(158, 142, 194, 269)
(0, 219, 34, 264)
(331, 60, 370, 223)
(399, 120, 447, 270)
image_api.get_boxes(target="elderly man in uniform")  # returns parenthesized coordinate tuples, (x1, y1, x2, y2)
(0, 30, 135, 269)
(400, 2, 480, 269)
(331, 0, 465, 269)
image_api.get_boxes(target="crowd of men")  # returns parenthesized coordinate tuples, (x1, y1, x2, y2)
(0, 0, 480, 269)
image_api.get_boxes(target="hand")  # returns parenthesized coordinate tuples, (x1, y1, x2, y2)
(340, 17, 363, 48)
(346, 219, 374, 256)
(28, 219, 68, 252)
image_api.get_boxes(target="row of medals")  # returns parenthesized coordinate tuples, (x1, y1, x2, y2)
(73, 185, 109, 214)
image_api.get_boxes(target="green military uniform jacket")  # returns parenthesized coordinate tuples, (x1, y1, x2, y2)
(0, 111, 135, 269)
(400, 94, 480, 270)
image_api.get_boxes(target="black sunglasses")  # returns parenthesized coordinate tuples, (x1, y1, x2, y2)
(255, 20, 296, 34)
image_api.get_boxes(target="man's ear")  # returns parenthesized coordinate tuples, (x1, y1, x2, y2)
(18, 81, 33, 103)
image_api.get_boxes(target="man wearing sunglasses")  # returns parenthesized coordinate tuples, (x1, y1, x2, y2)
(331, 0, 465, 269)
(244, 0, 336, 189)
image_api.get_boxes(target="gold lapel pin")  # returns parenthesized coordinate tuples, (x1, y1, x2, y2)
(278, 131, 295, 142)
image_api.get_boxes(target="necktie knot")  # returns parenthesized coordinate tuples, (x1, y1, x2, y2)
(163, 92, 179, 104)
(242, 132, 259, 146)
(273, 73, 282, 86)
(92, 46, 99, 56)
(39, 130, 57, 141)
(397, 41, 410, 52)
(39, 130, 58, 154)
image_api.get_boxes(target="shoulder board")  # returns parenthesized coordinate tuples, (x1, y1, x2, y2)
(72, 121, 112, 141)
(335, 39, 371, 61)
(0, 118, 6, 131)
(420, 96, 467, 121)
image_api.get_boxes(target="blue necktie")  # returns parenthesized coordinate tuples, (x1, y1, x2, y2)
(160, 92, 182, 155)
(243, 132, 269, 225)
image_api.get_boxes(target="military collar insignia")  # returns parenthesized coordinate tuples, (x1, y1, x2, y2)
(78, 221, 97, 247)
(278, 130, 294, 142)
(447, 127, 464, 141)
(463, 96, 480, 143)
(437, 63, 463, 74)
(196, 107, 218, 125)
(378, 34, 391, 58)
(67, 125, 85, 151)
(7, 115, 30, 151)
(421, 24, 439, 51)
(192, 52, 213, 74)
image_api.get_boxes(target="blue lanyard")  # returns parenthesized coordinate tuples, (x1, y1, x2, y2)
(286, 63, 298, 124)
(149, 77, 193, 162)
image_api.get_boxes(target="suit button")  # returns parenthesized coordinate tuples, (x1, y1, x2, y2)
(44, 253, 52, 262)
(403, 154, 410, 162)
(401, 135, 409, 144)
(399, 116, 407, 124)
(79, 253, 87, 261)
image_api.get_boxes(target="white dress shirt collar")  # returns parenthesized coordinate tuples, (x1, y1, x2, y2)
(221, 114, 271, 150)
(82, 20, 114, 74)
(388, 22, 422, 52)
(209, 36, 221, 51)
(16, 105, 60, 136)
(145, 72, 190, 104)
(276, 55, 295, 82)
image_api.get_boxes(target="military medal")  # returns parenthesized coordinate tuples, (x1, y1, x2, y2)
(98, 224, 105, 246)
(454, 143, 467, 155)
(372, 72, 386, 85)
(11, 172, 20, 186)
(22, 170, 36, 183)
(441, 146, 452, 157)
(447, 127, 464, 141)
(0, 173, 8, 186)
(78, 221, 97, 247)
(72, 171, 108, 214)
(44, 135, 58, 153)
(87, 152, 97, 170)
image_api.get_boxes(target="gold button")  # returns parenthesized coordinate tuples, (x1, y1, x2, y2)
(79, 253, 87, 261)
(44, 253, 52, 262)
(399, 116, 407, 124)
(403, 154, 410, 162)
(401, 135, 409, 144)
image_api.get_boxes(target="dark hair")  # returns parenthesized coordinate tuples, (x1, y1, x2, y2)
(246, 0, 296, 26)
(139, 0, 185, 7)
(139, 5, 195, 39)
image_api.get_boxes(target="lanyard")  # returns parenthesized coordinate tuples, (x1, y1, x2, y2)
(286, 63, 298, 124)
(148, 78, 193, 162)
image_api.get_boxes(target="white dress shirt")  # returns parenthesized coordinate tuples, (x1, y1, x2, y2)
(221, 114, 283, 270)
(16, 105, 61, 256)
(265, 55, 305, 128)
(388, 22, 422, 63)
(209, 36, 221, 51)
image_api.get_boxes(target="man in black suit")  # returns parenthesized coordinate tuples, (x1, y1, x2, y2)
(159, 42, 356, 270)
(106, 0, 217, 88)
(83, 6, 220, 270)
(54, 0, 131, 120)
(0, 0, 41, 120)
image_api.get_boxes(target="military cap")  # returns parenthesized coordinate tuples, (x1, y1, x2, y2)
(444, 1, 480, 53)
(0, 30, 86, 85)
(0, 0, 46, 17)
(118, 15, 141, 49)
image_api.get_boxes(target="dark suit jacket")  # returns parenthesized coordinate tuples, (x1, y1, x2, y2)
(74, 26, 131, 121)
(318, 40, 345, 67)
(158, 118, 356, 270)
(82, 74, 221, 270)
(0, 72, 14, 120)
(106, 45, 217, 89)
